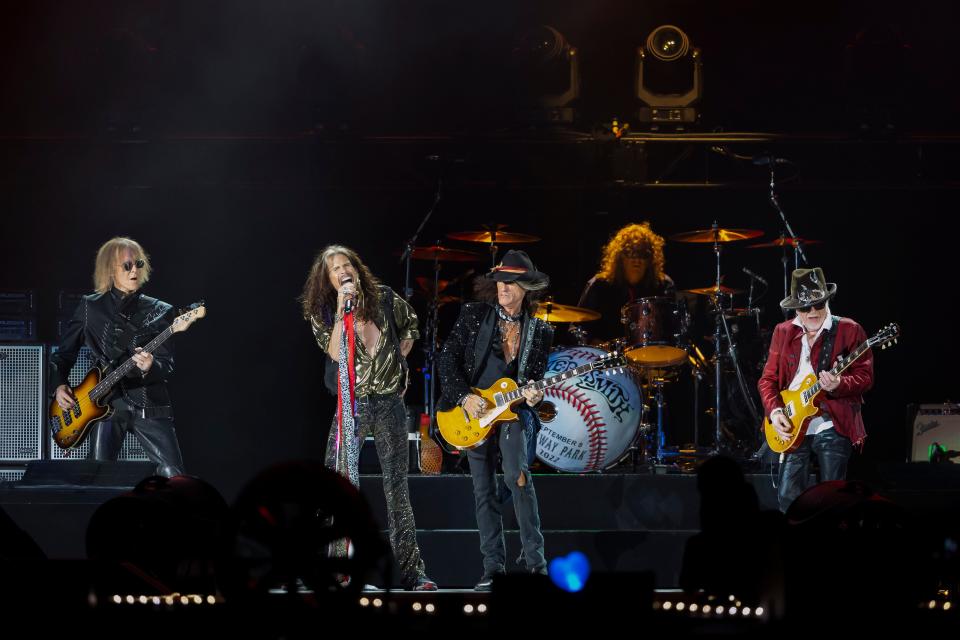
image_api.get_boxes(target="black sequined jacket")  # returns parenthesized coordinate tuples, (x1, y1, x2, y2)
(49, 288, 176, 418)
(437, 302, 554, 412)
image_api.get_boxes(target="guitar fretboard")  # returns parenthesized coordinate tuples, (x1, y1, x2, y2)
(499, 360, 612, 403)
(800, 339, 872, 403)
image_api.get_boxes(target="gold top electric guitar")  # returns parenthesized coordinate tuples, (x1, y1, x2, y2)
(764, 322, 898, 454)
(49, 303, 207, 450)
(436, 351, 626, 450)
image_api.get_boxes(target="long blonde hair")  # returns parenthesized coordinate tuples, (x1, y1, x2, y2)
(93, 237, 152, 293)
(596, 222, 666, 288)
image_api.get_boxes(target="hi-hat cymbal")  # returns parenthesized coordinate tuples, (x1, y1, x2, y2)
(746, 237, 822, 249)
(447, 224, 540, 244)
(401, 246, 483, 262)
(533, 302, 601, 323)
(683, 285, 744, 296)
(670, 228, 764, 243)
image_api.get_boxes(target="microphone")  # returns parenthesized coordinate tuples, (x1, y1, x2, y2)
(752, 154, 789, 166)
(342, 277, 355, 314)
(742, 267, 768, 285)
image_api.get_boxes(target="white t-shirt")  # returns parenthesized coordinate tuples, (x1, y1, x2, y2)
(782, 314, 835, 435)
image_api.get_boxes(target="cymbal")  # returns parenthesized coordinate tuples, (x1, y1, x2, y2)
(670, 228, 764, 243)
(683, 285, 744, 296)
(415, 276, 451, 294)
(447, 224, 540, 244)
(746, 237, 822, 249)
(403, 246, 483, 262)
(533, 302, 601, 323)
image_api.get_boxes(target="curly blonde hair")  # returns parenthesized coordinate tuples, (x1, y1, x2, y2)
(93, 237, 151, 294)
(596, 222, 666, 287)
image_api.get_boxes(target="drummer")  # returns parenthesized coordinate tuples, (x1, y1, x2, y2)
(577, 222, 676, 343)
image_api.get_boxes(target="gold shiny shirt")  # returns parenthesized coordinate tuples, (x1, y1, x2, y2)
(311, 289, 419, 397)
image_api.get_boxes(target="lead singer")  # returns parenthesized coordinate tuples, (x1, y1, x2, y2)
(301, 245, 436, 591)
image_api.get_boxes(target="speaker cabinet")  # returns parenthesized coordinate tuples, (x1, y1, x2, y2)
(911, 403, 960, 461)
(0, 344, 44, 462)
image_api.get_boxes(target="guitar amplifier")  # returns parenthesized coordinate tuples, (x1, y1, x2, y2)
(911, 403, 960, 462)
(48, 346, 149, 462)
(0, 344, 44, 462)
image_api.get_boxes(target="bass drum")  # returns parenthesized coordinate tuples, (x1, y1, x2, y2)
(536, 346, 645, 473)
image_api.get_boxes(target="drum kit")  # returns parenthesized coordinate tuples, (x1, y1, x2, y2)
(403, 220, 820, 473)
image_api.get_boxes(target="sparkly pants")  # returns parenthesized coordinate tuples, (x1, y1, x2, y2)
(325, 393, 426, 585)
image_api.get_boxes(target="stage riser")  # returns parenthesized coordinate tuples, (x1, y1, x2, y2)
(416, 530, 691, 589)
(359, 473, 781, 531)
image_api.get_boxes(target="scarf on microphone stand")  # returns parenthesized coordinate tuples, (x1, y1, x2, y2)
(333, 310, 360, 488)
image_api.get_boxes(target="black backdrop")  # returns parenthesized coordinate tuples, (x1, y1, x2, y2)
(2, 0, 958, 501)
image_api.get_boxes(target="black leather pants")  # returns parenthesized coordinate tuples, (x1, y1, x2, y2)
(87, 402, 185, 478)
(778, 426, 852, 513)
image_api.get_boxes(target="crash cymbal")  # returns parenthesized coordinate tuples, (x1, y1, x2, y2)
(670, 228, 764, 243)
(683, 285, 744, 296)
(402, 246, 483, 262)
(447, 224, 540, 244)
(746, 237, 822, 249)
(533, 301, 601, 323)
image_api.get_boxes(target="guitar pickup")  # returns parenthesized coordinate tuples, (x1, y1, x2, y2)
(73, 404, 82, 418)
(62, 410, 73, 426)
(50, 416, 62, 434)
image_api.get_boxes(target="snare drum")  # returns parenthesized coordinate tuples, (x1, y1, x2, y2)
(621, 297, 688, 368)
(535, 346, 645, 473)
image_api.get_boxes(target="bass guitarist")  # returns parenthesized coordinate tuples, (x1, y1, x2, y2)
(49, 237, 185, 477)
(758, 267, 873, 512)
(437, 250, 553, 591)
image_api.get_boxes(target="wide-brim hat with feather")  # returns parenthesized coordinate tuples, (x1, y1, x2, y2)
(486, 250, 550, 290)
(780, 267, 838, 310)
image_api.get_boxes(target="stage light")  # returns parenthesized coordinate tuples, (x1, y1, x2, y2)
(425, 603, 436, 613)
(548, 550, 591, 592)
(635, 25, 701, 130)
(511, 25, 580, 124)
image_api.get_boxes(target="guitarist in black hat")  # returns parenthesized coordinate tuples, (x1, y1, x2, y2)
(758, 267, 874, 512)
(437, 250, 554, 591)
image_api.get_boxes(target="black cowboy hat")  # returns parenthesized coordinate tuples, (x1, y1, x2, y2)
(780, 267, 838, 310)
(486, 250, 550, 290)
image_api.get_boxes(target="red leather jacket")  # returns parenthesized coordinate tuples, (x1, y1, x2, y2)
(758, 316, 874, 444)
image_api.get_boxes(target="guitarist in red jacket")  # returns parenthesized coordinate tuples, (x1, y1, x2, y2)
(757, 267, 874, 512)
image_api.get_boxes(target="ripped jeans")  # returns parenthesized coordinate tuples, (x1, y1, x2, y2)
(466, 406, 545, 576)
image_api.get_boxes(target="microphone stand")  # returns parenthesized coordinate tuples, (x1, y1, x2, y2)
(400, 178, 443, 301)
(398, 174, 443, 426)
(766, 162, 806, 317)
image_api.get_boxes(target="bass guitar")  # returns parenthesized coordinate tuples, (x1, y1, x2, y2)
(50, 302, 206, 450)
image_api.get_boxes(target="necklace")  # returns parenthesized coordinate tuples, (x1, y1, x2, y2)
(496, 304, 523, 323)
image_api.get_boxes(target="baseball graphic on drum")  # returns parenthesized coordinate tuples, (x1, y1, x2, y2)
(536, 346, 645, 472)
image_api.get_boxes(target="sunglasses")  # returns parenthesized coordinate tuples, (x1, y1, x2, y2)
(797, 301, 827, 313)
(121, 259, 145, 272)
